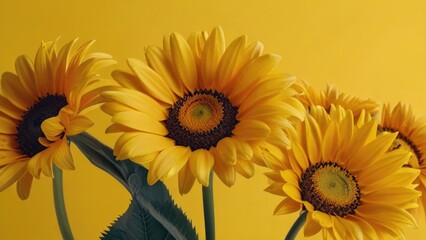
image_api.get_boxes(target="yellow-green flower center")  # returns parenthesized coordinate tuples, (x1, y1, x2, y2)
(300, 162, 361, 217)
(178, 93, 224, 133)
(166, 89, 238, 150)
(16, 94, 67, 157)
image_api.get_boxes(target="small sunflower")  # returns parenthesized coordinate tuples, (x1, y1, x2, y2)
(295, 79, 379, 119)
(102, 26, 304, 194)
(379, 102, 426, 218)
(0, 39, 115, 199)
(265, 105, 419, 239)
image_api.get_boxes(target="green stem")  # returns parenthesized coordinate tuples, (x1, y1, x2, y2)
(53, 164, 74, 240)
(202, 172, 215, 240)
(285, 210, 307, 240)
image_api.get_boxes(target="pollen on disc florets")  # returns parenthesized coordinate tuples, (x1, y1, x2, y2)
(300, 162, 361, 217)
(166, 89, 239, 151)
(16, 94, 68, 157)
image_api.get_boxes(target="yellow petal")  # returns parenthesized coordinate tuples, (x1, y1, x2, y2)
(55, 39, 77, 93)
(216, 35, 246, 90)
(67, 115, 94, 136)
(0, 115, 18, 134)
(348, 131, 397, 171)
(40, 149, 53, 178)
(187, 31, 208, 65)
(34, 42, 54, 95)
(356, 204, 417, 228)
(282, 183, 302, 202)
(304, 213, 322, 237)
(230, 54, 281, 102)
(216, 138, 237, 165)
(280, 170, 300, 187)
(15, 55, 38, 97)
(232, 120, 270, 141)
(105, 123, 135, 134)
(264, 182, 285, 196)
(52, 138, 75, 171)
(362, 187, 420, 208)
(213, 149, 235, 187)
(346, 215, 378, 240)
(127, 58, 174, 104)
(102, 89, 167, 121)
(170, 33, 198, 92)
(101, 102, 135, 116)
(188, 149, 214, 186)
(111, 70, 144, 91)
(17, 171, 33, 200)
(151, 146, 191, 180)
(1, 72, 34, 109)
(289, 141, 309, 176)
(242, 41, 264, 62)
(147, 161, 159, 185)
(0, 151, 27, 166)
(0, 161, 27, 191)
(132, 152, 159, 165)
(345, 120, 378, 161)
(0, 95, 24, 120)
(112, 111, 167, 135)
(311, 211, 333, 228)
(27, 152, 42, 178)
(321, 121, 340, 162)
(357, 149, 411, 185)
(145, 46, 183, 97)
(0, 134, 19, 151)
(239, 104, 288, 126)
(234, 159, 255, 178)
(115, 133, 175, 160)
(304, 115, 322, 164)
(178, 163, 196, 195)
(200, 26, 225, 89)
(41, 117, 64, 141)
(264, 171, 284, 182)
(274, 198, 301, 215)
(237, 76, 291, 113)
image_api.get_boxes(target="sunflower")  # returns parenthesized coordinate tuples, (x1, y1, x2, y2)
(295, 79, 379, 119)
(0, 39, 115, 199)
(379, 102, 426, 218)
(265, 105, 420, 239)
(102, 26, 305, 194)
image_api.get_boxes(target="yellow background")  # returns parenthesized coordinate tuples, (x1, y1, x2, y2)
(1, 0, 426, 239)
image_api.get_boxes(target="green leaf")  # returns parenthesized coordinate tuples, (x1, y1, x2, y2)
(101, 200, 175, 240)
(69, 132, 198, 240)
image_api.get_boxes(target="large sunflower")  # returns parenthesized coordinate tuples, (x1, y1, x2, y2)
(295, 79, 379, 119)
(102, 26, 305, 194)
(0, 39, 115, 199)
(265, 105, 419, 239)
(379, 102, 426, 218)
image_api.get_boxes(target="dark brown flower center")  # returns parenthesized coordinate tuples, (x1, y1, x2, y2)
(16, 94, 67, 157)
(300, 162, 361, 217)
(166, 89, 238, 150)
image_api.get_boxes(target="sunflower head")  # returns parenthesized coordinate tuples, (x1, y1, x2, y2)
(295, 79, 380, 119)
(265, 105, 420, 239)
(379, 102, 426, 218)
(102, 26, 305, 194)
(0, 39, 115, 199)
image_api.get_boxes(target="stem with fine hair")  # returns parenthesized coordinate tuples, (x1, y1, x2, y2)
(53, 164, 74, 240)
(285, 210, 307, 240)
(202, 172, 215, 240)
